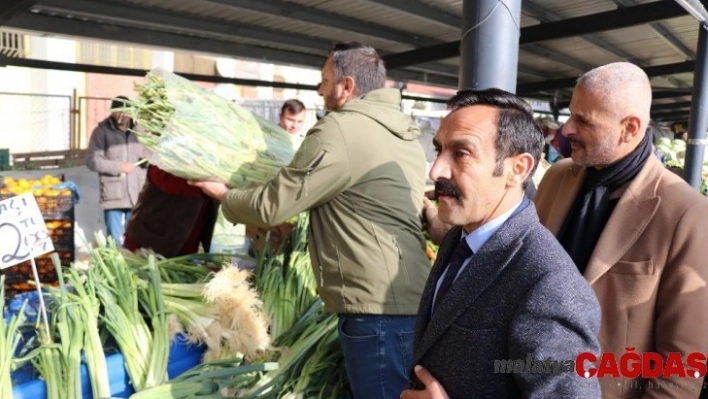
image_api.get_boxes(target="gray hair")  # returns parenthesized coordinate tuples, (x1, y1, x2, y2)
(576, 62, 652, 124)
(330, 42, 386, 96)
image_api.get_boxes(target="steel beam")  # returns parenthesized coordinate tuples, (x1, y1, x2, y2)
(34, 0, 460, 80)
(522, 1, 640, 64)
(613, 0, 694, 59)
(522, 44, 594, 72)
(651, 101, 692, 111)
(0, 54, 316, 88)
(683, 23, 708, 189)
(0, 0, 38, 25)
(206, 0, 440, 47)
(35, 0, 335, 52)
(4, 13, 458, 87)
(383, 1, 688, 68)
(651, 110, 691, 120)
(7, 13, 325, 63)
(653, 90, 693, 99)
(523, 1, 690, 89)
(0, 54, 458, 100)
(518, 60, 696, 94)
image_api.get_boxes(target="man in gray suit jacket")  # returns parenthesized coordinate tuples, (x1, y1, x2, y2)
(402, 88, 601, 399)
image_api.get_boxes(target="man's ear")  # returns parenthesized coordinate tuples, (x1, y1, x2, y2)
(507, 153, 534, 188)
(621, 115, 642, 143)
(342, 76, 357, 98)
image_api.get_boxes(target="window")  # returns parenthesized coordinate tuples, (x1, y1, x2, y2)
(0, 29, 28, 58)
(77, 41, 151, 69)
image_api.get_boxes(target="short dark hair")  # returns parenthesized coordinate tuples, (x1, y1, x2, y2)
(110, 95, 130, 110)
(330, 42, 386, 96)
(447, 88, 543, 189)
(280, 99, 305, 116)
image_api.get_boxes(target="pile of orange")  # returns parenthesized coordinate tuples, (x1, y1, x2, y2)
(45, 220, 72, 230)
(1, 174, 72, 197)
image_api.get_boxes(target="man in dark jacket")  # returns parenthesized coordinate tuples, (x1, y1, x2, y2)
(401, 88, 601, 399)
(86, 96, 146, 246)
(191, 42, 430, 399)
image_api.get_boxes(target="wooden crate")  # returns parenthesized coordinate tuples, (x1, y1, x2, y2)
(11, 149, 87, 170)
(1, 251, 73, 298)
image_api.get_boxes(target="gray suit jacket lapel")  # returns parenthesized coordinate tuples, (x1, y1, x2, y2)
(414, 204, 534, 364)
(414, 225, 461, 347)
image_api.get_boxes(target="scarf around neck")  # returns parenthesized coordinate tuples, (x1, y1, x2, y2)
(557, 133, 652, 273)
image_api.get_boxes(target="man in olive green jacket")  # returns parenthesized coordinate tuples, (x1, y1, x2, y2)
(192, 42, 430, 399)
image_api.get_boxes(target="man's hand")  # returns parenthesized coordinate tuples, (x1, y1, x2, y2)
(422, 197, 437, 227)
(400, 366, 449, 399)
(188, 181, 230, 201)
(120, 162, 136, 174)
(422, 197, 452, 245)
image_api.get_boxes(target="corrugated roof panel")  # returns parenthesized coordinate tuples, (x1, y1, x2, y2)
(420, 0, 462, 16)
(120, 0, 415, 52)
(420, 0, 538, 27)
(520, 14, 541, 28)
(587, 25, 691, 66)
(288, 0, 459, 41)
(518, 49, 582, 76)
(674, 72, 695, 81)
(662, 14, 704, 34)
(18, 0, 704, 116)
(599, 24, 679, 45)
(526, 36, 623, 71)
(657, 15, 701, 53)
(651, 76, 688, 88)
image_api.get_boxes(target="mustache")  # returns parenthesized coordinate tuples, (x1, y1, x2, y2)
(434, 180, 462, 201)
(567, 138, 583, 147)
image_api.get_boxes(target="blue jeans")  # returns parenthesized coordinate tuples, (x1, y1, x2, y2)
(104, 209, 132, 246)
(337, 314, 416, 399)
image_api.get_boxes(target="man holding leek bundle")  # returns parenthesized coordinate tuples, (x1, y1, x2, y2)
(191, 42, 431, 399)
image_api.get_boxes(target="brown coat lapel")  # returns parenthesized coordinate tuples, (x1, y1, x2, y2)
(584, 158, 662, 284)
(534, 157, 662, 283)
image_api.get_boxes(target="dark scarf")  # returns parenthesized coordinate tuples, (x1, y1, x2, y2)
(557, 133, 652, 273)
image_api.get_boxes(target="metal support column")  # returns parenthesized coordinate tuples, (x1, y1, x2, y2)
(684, 23, 708, 191)
(459, 0, 522, 92)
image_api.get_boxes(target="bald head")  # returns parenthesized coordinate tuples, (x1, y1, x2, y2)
(576, 62, 652, 131)
(563, 63, 652, 168)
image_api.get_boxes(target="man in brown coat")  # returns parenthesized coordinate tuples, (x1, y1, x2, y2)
(534, 62, 708, 398)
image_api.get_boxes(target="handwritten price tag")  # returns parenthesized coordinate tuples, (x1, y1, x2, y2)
(0, 192, 54, 269)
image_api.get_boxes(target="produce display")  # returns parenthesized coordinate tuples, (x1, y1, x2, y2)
(123, 69, 297, 188)
(655, 137, 708, 194)
(1, 277, 26, 399)
(1, 175, 71, 197)
(0, 173, 76, 297)
(6, 214, 349, 398)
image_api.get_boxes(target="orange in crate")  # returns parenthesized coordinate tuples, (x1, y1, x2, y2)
(1, 251, 73, 297)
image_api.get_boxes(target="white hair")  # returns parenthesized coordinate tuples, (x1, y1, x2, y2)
(576, 62, 652, 126)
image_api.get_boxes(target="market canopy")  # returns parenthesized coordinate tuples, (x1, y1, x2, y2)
(0, 0, 705, 125)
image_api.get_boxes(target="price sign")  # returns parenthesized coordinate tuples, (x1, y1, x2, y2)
(0, 192, 54, 269)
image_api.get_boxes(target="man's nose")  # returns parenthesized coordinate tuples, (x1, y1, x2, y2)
(562, 122, 575, 136)
(429, 157, 451, 181)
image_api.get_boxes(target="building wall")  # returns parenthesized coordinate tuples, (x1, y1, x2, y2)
(0, 36, 85, 154)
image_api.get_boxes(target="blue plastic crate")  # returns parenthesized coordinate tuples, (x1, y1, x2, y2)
(11, 336, 205, 398)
